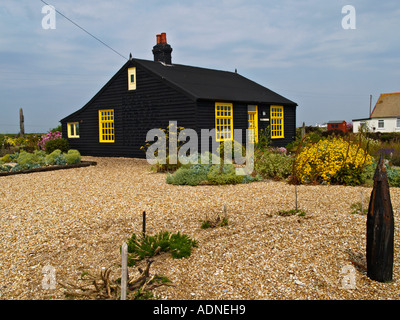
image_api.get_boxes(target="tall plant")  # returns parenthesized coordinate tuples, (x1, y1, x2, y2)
(37, 131, 62, 151)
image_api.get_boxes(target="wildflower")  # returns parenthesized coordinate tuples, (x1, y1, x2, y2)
(37, 131, 63, 151)
(294, 137, 372, 185)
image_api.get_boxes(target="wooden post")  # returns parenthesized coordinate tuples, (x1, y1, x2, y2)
(19, 108, 25, 137)
(366, 156, 394, 282)
(142, 211, 146, 238)
(295, 185, 298, 210)
(121, 242, 128, 300)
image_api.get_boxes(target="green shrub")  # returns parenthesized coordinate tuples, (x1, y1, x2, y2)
(64, 149, 81, 165)
(218, 140, 246, 163)
(387, 165, 400, 187)
(207, 164, 244, 185)
(166, 159, 261, 186)
(45, 149, 67, 165)
(127, 231, 198, 266)
(16, 151, 35, 168)
(0, 164, 12, 172)
(391, 149, 400, 167)
(255, 127, 271, 151)
(362, 160, 400, 187)
(45, 138, 69, 154)
(0, 154, 11, 164)
(255, 150, 293, 180)
(166, 164, 211, 186)
(17, 150, 46, 167)
(0, 148, 80, 173)
(390, 172, 400, 187)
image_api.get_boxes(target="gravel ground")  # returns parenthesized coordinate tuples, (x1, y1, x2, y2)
(0, 156, 399, 300)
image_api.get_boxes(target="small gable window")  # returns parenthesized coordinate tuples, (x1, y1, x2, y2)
(99, 109, 115, 143)
(128, 67, 136, 91)
(271, 106, 284, 139)
(67, 122, 80, 138)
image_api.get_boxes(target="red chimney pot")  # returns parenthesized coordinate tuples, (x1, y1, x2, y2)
(156, 34, 161, 44)
(160, 33, 167, 44)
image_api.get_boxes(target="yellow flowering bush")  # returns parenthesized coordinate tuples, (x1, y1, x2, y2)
(293, 137, 373, 185)
(6, 136, 28, 147)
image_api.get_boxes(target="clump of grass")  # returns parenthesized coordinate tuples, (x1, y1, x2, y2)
(276, 209, 307, 217)
(201, 205, 229, 229)
(350, 202, 368, 215)
(201, 214, 229, 229)
(127, 231, 198, 266)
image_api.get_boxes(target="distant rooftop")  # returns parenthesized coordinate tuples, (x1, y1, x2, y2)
(370, 92, 400, 118)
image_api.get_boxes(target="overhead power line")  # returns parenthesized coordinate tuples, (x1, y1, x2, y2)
(40, 0, 128, 61)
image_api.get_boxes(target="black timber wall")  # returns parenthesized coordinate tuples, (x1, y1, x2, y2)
(258, 104, 297, 148)
(195, 100, 248, 155)
(62, 61, 196, 158)
(195, 100, 297, 152)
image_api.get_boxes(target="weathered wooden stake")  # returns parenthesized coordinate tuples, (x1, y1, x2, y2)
(19, 108, 25, 137)
(366, 156, 394, 282)
(142, 211, 146, 238)
(121, 242, 128, 300)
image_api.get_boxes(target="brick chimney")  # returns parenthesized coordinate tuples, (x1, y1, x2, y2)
(152, 32, 173, 64)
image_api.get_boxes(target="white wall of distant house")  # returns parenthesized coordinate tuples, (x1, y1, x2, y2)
(353, 117, 400, 133)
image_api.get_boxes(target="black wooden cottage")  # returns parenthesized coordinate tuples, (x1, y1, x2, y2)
(60, 33, 298, 158)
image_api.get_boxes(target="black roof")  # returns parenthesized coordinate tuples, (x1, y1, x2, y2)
(61, 58, 297, 122)
(135, 58, 297, 106)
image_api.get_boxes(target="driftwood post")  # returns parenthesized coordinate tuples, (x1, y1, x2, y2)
(121, 242, 128, 300)
(19, 108, 25, 137)
(142, 211, 146, 238)
(366, 156, 394, 282)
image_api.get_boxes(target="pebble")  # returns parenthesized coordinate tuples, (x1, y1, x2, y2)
(0, 156, 399, 300)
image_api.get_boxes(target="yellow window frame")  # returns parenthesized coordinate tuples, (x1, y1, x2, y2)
(99, 109, 115, 143)
(270, 106, 284, 139)
(67, 122, 80, 138)
(248, 105, 258, 143)
(215, 102, 233, 141)
(128, 67, 136, 90)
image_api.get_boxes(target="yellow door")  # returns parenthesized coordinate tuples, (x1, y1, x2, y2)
(248, 105, 258, 143)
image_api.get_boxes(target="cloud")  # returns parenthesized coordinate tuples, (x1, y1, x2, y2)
(0, 0, 399, 132)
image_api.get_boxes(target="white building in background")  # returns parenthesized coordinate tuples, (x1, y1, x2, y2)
(353, 92, 400, 133)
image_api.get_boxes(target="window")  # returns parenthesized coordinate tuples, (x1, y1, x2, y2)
(215, 102, 233, 141)
(378, 119, 384, 128)
(248, 105, 258, 143)
(99, 109, 115, 143)
(397, 118, 400, 128)
(128, 67, 136, 90)
(270, 106, 284, 139)
(67, 122, 80, 138)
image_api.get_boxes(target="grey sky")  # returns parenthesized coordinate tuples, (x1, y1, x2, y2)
(1, 0, 399, 133)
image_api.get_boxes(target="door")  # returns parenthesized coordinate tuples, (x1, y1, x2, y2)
(247, 105, 258, 143)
